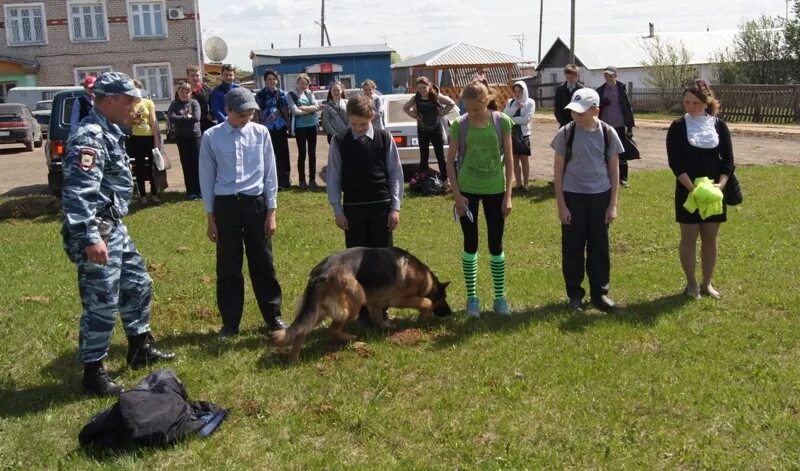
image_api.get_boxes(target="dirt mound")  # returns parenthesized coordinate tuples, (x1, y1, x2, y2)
(389, 328, 424, 346)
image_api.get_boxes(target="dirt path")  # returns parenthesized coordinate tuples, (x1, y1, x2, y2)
(1, 117, 799, 196)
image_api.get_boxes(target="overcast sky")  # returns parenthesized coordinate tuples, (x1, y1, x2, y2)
(198, 0, 792, 68)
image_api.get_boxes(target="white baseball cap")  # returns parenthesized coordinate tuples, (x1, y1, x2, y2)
(565, 88, 600, 113)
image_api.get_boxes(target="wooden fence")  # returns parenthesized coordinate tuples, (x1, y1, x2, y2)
(630, 85, 800, 123)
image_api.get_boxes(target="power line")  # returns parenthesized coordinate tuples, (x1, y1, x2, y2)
(509, 33, 527, 58)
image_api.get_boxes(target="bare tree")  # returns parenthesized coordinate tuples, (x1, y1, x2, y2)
(640, 36, 698, 111)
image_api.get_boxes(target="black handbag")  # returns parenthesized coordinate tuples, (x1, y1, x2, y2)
(724, 170, 743, 206)
(510, 106, 531, 155)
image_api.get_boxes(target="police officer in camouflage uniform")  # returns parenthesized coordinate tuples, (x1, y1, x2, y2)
(61, 72, 175, 397)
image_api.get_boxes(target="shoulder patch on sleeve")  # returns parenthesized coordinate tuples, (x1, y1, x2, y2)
(79, 147, 97, 171)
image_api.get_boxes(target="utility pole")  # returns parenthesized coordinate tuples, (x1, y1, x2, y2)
(509, 33, 527, 58)
(537, 0, 544, 63)
(569, 0, 575, 64)
(298, 34, 302, 48)
(320, 0, 331, 46)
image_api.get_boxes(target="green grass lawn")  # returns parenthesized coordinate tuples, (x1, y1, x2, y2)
(1, 166, 799, 469)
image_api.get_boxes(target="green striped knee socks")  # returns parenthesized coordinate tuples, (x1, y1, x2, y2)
(462, 252, 477, 298)
(490, 252, 506, 300)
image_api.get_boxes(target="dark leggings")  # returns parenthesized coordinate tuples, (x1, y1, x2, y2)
(128, 135, 158, 196)
(294, 126, 317, 183)
(459, 192, 505, 255)
(177, 135, 201, 196)
(418, 129, 447, 180)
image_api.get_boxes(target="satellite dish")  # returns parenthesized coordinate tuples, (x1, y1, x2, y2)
(204, 36, 228, 63)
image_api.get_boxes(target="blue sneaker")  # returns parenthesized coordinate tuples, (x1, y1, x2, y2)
(465, 297, 480, 319)
(493, 297, 511, 316)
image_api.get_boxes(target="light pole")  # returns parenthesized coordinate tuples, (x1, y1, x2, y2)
(569, 0, 575, 64)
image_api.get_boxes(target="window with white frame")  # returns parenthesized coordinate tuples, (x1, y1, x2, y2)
(4, 3, 47, 46)
(74, 66, 113, 86)
(128, 1, 166, 38)
(134, 63, 172, 100)
(69, 1, 108, 42)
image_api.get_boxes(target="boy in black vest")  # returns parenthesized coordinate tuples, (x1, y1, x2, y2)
(326, 95, 403, 324)
(326, 95, 403, 248)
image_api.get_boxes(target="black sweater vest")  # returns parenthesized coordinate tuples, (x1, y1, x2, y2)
(337, 129, 391, 205)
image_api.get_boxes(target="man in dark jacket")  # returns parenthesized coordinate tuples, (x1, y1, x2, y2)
(596, 66, 636, 186)
(186, 65, 215, 133)
(210, 64, 239, 123)
(553, 64, 583, 127)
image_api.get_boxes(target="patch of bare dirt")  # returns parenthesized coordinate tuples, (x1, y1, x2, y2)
(388, 328, 424, 346)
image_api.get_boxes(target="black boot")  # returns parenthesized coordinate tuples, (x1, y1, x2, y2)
(126, 332, 176, 369)
(83, 361, 124, 397)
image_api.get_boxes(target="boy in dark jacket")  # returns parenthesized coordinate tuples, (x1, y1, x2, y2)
(553, 64, 583, 127)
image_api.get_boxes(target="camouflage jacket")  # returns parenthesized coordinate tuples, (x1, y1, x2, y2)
(62, 108, 133, 252)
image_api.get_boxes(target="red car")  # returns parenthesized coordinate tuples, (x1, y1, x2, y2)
(0, 103, 43, 152)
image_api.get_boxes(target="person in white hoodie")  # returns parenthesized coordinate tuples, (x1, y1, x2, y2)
(503, 81, 536, 191)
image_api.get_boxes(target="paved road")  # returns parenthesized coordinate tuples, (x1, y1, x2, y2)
(2, 118, 799, 197)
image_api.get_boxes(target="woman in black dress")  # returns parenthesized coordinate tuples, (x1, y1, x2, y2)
(666, 80, 734, 300)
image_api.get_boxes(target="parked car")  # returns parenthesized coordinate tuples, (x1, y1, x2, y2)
(312, 88, 381, 132)
(33, 100, 53, 139)
(46, 90, 83, 196)
(382, 93, 460, 177)
(0, 103, 43, 152)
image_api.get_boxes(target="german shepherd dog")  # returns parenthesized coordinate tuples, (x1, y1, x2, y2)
(272, 247, 452, 363)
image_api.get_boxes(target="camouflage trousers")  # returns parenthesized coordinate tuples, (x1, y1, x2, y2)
(73, 222, 152, 363)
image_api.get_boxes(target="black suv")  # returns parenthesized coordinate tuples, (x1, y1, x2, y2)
(46, 90, 84, 197)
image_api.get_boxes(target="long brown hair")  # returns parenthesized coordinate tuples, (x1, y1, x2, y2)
(684, 79, 721, 116)
(415, 76, 438, 101)
(326, 81, 345, 103)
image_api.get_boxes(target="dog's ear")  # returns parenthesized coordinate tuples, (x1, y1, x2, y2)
(440, 281, 450, 289)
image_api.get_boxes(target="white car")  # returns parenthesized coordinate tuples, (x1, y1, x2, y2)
(382, 93, 461, 175)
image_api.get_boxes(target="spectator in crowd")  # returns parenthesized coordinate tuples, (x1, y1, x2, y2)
(186, 65, 215, 132)
(168, 81, 202, 199)
(666, 80, 733, 300)
(70, 75, 96, 134)
(199, 88, 286, 338)
(446, 80, 514, 319)
(287, 74, 321, 189)
(554, 64, 583, 127)
(597, 66, 636, 187)
(361, 79, 385, 130)
(255, 70, 292, 189)
(321, 81, 349, 143)
(402, 76, 456, 182)
(128, 80, 161, 204)
(210, 64, 239, 124)
(503, 81, 536, 191)
(551, 88, 623, 313)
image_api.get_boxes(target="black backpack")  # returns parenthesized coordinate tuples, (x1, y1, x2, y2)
(79, 369, 226, 449)
(409, 168, 446, 196)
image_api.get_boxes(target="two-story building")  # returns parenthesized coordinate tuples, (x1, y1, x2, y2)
(0, 0, 202, 110)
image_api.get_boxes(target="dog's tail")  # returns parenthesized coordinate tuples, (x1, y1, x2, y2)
(272, 277, 324, 347)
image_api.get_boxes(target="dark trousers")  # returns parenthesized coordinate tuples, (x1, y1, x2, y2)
(213, 194, 282, 329)
(561, 190, 611, 300)
(269, 127, 291, 188)
(177, 135, 201, 196)
(614, 126, 629, 182)
(343, 202, 393, 249)
(345, 202, 392, 323)
(128, 135, 157, 196)
(459, 192, 505, 255)
(294, 126, 317, 183)
(418, 129, 447, 181)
